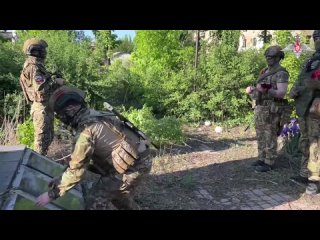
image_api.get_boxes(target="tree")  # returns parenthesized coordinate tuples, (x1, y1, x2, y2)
(131, 30, 194, 114)
(275, 30, 312, 94)
(259, 30, 272, 44)
(113, 35, 134, 53)
(95, 30, 118, 64)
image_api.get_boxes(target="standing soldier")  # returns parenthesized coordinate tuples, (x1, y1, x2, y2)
(35, 86, 152, 209)
(289, 30, 320, 194)
(246, 46, 290, 172)
(20, 38, 63, 156)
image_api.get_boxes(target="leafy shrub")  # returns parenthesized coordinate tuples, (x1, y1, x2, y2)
(123, 105, 185, 146)
(17, 117, 34, 149)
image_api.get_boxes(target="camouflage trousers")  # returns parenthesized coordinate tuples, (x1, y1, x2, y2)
(84, 151, 152, 210)
(297, 118, 309, 178)
(254, 105, 281, 166)
(31, 102, 54, 156)
(306, 116, 320, 181)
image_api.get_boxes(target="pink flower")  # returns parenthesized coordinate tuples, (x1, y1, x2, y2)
(311, 70, 320, 79)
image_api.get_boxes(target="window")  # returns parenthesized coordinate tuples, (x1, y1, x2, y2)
(253, 38, 257, 46)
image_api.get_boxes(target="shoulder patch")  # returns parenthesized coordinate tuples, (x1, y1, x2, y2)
(34, 75, 45, 84)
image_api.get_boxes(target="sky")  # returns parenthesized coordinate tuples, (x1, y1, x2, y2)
(83, 30, 136, 40)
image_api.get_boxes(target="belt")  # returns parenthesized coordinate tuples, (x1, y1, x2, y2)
(273, 98, 288, 104)
(260, 98, 288, 106)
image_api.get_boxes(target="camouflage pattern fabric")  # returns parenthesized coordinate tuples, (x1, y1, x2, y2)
(290, 51, 320, 180)
(253, 63, 289, 166)
(20, 56, 61, 155)
(20, 56, 55, 103)
(298, 118, 310, 178)
(254, 105, 281, 165)
(49, 109, 151, 209)
(307, 116, 320, 180)
(31, 102, 54, 156)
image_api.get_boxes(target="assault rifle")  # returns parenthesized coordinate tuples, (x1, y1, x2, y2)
(103, 102, 159, 150)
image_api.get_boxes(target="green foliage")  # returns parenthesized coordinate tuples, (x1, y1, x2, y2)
(95, 30, 118, 59)
(90, 60, 143, 110)
(123, 105, 185, 146)
(132, 30, 194, 73)
(113, 35, 135, 53)
(275, 30, 293, 47)
(17, 117, 34, 149)
(0, 93, 25, 121)
(285, 135, 302, 161)
(197, 44, 265, 123)
(258, 30, 272, 44)
(1, 30, 315, 146)
(274, 30, 312, 99)
(0, 41, 23, 97)
(15, 30, 106, 107)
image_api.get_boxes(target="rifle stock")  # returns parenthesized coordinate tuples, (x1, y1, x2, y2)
(19, 78, 30, 104)
(103, 102, 159, 150)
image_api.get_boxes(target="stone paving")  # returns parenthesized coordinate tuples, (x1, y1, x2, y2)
(193, 187, 318, 210)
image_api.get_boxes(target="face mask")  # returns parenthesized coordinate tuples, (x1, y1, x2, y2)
(56, 104, 82, 126)
(315, 40, 320, 52)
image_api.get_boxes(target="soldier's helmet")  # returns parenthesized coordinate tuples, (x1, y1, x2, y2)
(264, 45, 284, 60)
(22, 38, 48, 58)
(313, 30, 320, 39)
(49, 86, 86, 112)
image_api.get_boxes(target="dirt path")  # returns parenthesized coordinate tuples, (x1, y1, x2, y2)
(134, 125, 320, 210)
(49, 125, 320, 210)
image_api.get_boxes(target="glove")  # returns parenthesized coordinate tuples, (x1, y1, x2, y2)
(48, 176, 61, 189)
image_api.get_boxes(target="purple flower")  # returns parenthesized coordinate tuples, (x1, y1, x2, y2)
(289, 118, 300, 136)
(281, 124, 290, 137)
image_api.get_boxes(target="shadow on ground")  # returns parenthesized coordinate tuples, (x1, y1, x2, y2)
(134, 155, 312, 210)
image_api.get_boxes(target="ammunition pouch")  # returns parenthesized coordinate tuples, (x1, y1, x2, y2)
(254, 105, 271, 126)
(112, 140, 140, 174)
(270, 99, 291, 126)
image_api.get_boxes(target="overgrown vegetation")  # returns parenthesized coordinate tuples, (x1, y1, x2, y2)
(0, 30, 313, 147)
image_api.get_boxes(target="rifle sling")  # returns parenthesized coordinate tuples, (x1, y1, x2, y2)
(257, 66, 287, 83)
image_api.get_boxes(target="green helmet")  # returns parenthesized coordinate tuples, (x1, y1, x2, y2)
(313, 30, 320, 39)
(264, 45, 284, 59)
(22, 38, 48, 58)
(49, 86, 86, 112)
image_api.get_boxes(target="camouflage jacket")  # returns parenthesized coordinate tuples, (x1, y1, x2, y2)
(290, 54, 320, 117)
(49, 109, 145, 198)
(249, 65, 289, 106)
(20, 56, 59, 103)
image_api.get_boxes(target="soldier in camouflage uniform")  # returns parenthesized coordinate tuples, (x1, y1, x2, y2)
(289, 30, 320, 194)
(35, 86, 151, 209)
(246, 46, 290, 172)
(20, 38, 63, 156)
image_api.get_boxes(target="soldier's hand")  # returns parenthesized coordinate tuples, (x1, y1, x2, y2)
(246, 86, 255, 94)
(48, 176, 60, 189)
(35, 192, 52, 207)
(256, 84, 267, 93)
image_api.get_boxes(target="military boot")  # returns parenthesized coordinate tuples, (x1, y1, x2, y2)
(251, 160, 264, 167)
(305, 181, 320, 195)
(289, 175, 309, 187)
(254, 163, 273, 173)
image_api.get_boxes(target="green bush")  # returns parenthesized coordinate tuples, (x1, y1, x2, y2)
(123, 105, 185, 146)
(17, 117, 34, 149)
